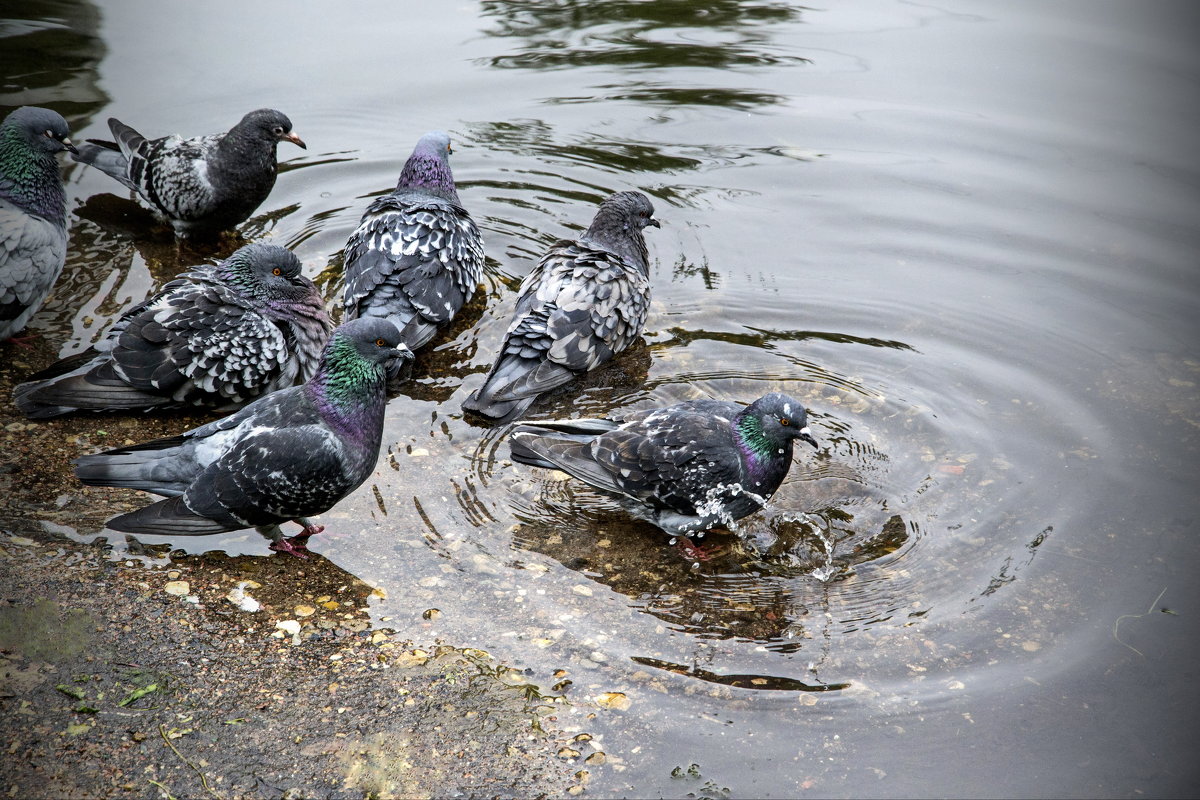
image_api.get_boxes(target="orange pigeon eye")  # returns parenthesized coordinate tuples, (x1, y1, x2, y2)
(780, 418, 791, 426)
(375, 338, 387, 347)
(272, 267, 282, 276)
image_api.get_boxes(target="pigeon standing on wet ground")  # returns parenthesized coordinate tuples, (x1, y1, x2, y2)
(461, 190, 659, 424)
(14, 243, 332, 418)
(0, 106, 76, 343)
(71, 108, 305, 238)
(74, 318, 413, 558)
(341, 130, 484, 351)
(509, 393, 820, 546)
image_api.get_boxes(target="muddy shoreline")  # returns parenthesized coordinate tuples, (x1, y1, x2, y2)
(0, 341, 592, 799)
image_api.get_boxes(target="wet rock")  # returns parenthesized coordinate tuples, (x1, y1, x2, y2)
(594, 691, 631, 711)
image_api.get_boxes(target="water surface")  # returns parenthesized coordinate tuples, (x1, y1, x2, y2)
(6, 1, 1199, 796)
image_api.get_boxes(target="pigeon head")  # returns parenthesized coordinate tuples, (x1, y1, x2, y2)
(319, 318, 414, 387)
(214, 243, 324, 310)
(590, 190, 660, 233)
(237, 108, 305, 150)
(736, 392, 819, 461)
(396, 130, 459, 203)
(581, 190, 660, 272)
(1, 106, 77, 157)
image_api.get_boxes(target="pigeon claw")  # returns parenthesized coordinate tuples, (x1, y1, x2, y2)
(3, 333, 39, 350)
(269, 537, 311, 559)
(674, 537, 725, 562)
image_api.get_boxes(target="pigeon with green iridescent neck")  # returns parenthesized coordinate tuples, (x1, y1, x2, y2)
(509, 393, 819, 538)
(341, 130, 484, 351)
(14, 243, 332, 418)
(1, 106, 76, 342)
(72, 108, 305, 237)
(462, 190, 658, 424)
(74, 318, 413, 558)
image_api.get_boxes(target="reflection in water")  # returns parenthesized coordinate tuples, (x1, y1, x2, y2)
(3, 0, 110, 353)
(480, 0, 809, 80)
(464, 119, 748, 177)
(0, 0, 106, 125)
(508, 497, 913, 646)
(631, 656, 850, 691)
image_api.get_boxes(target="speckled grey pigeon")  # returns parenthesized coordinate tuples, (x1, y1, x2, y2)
(0, 106, 76, 342)
(14, 243, 332, 418)
(74, 318, 413, 558)
(71, 109, 304, 238)
(509, 393, 819, 539)
(341, 130, 484, 350)
(462, 190, 658, 423)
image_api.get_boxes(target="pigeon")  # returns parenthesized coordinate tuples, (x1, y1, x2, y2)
(461, 190, 659, 423)
(509, 393, 820, 540)
(71, 108, 305, 237)
(341, 130, 484, 351)
(74, 318, 413, 558)
(14, 243, 332, 418)
(0, 106, 76, 342)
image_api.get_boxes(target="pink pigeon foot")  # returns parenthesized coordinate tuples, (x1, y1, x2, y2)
(269, 537, 311, 559)
(3, 333, 38, 350)
(673, 537, 725, 562)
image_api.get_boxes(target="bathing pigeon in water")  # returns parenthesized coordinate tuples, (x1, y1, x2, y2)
(71, 108, 305, 237)
(74, 318, 413, 558)
(14, 243, 332, 418)
(509, 393, 819, 541)
(1, 106, 76, 342)
(462, 190, 658, 423)
(341, 130, 484, 351)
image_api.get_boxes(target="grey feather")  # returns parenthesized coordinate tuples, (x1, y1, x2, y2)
(14, 243, 332, 418)
(462, 190, 659, 423)
(74, 318, 414, 558)
(342, 131, 484, 350)
(0, 106, 75, 341)
(509, 393, 820, 537)
(72, 109, 305, 238)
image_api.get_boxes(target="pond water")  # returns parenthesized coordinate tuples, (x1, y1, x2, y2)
(6, 0, 1199, 796)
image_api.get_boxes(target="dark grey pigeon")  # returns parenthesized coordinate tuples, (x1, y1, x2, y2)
(72, 109, 305, 238)
(74, 318, 413, 558)
(14, 243, 332, 418)
(341, 130, 484, 351)
(509, 393, 820, 540)
(461, 190, 659, 423)
(0, 106, 76, 342)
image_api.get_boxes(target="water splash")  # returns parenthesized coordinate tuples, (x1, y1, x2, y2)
(807, 514, 839, 582)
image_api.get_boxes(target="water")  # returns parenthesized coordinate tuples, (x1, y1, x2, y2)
(6, 0, 1200, 796)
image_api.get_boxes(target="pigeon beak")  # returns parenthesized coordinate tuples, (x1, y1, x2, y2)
(385, 345, 415, 382)
(61, 137, 78, 155)
(799, 426, 819, 449)
(283, 131, 307, 150)
(647, 218, 662, 228)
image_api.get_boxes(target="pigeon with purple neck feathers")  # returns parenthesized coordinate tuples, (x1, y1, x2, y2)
(1, 106, 77, 342)
(14, 243, 332, 418)
(462, 190, 659, 423)
(341, 130, 484, 351)
(74, 318, 413, 558)
(509, 393, 819, 540)
(72, 108, 305, 237)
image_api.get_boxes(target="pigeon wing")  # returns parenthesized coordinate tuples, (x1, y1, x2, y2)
(343, 194, 484, 348)
(470, 243, 650, 407)
(587, 407, 744, 516)
(114, 119, 220, 222)
(109, 281, 291, 406)
(0, 200, 68, 336)
(181, 423, 359, 529)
